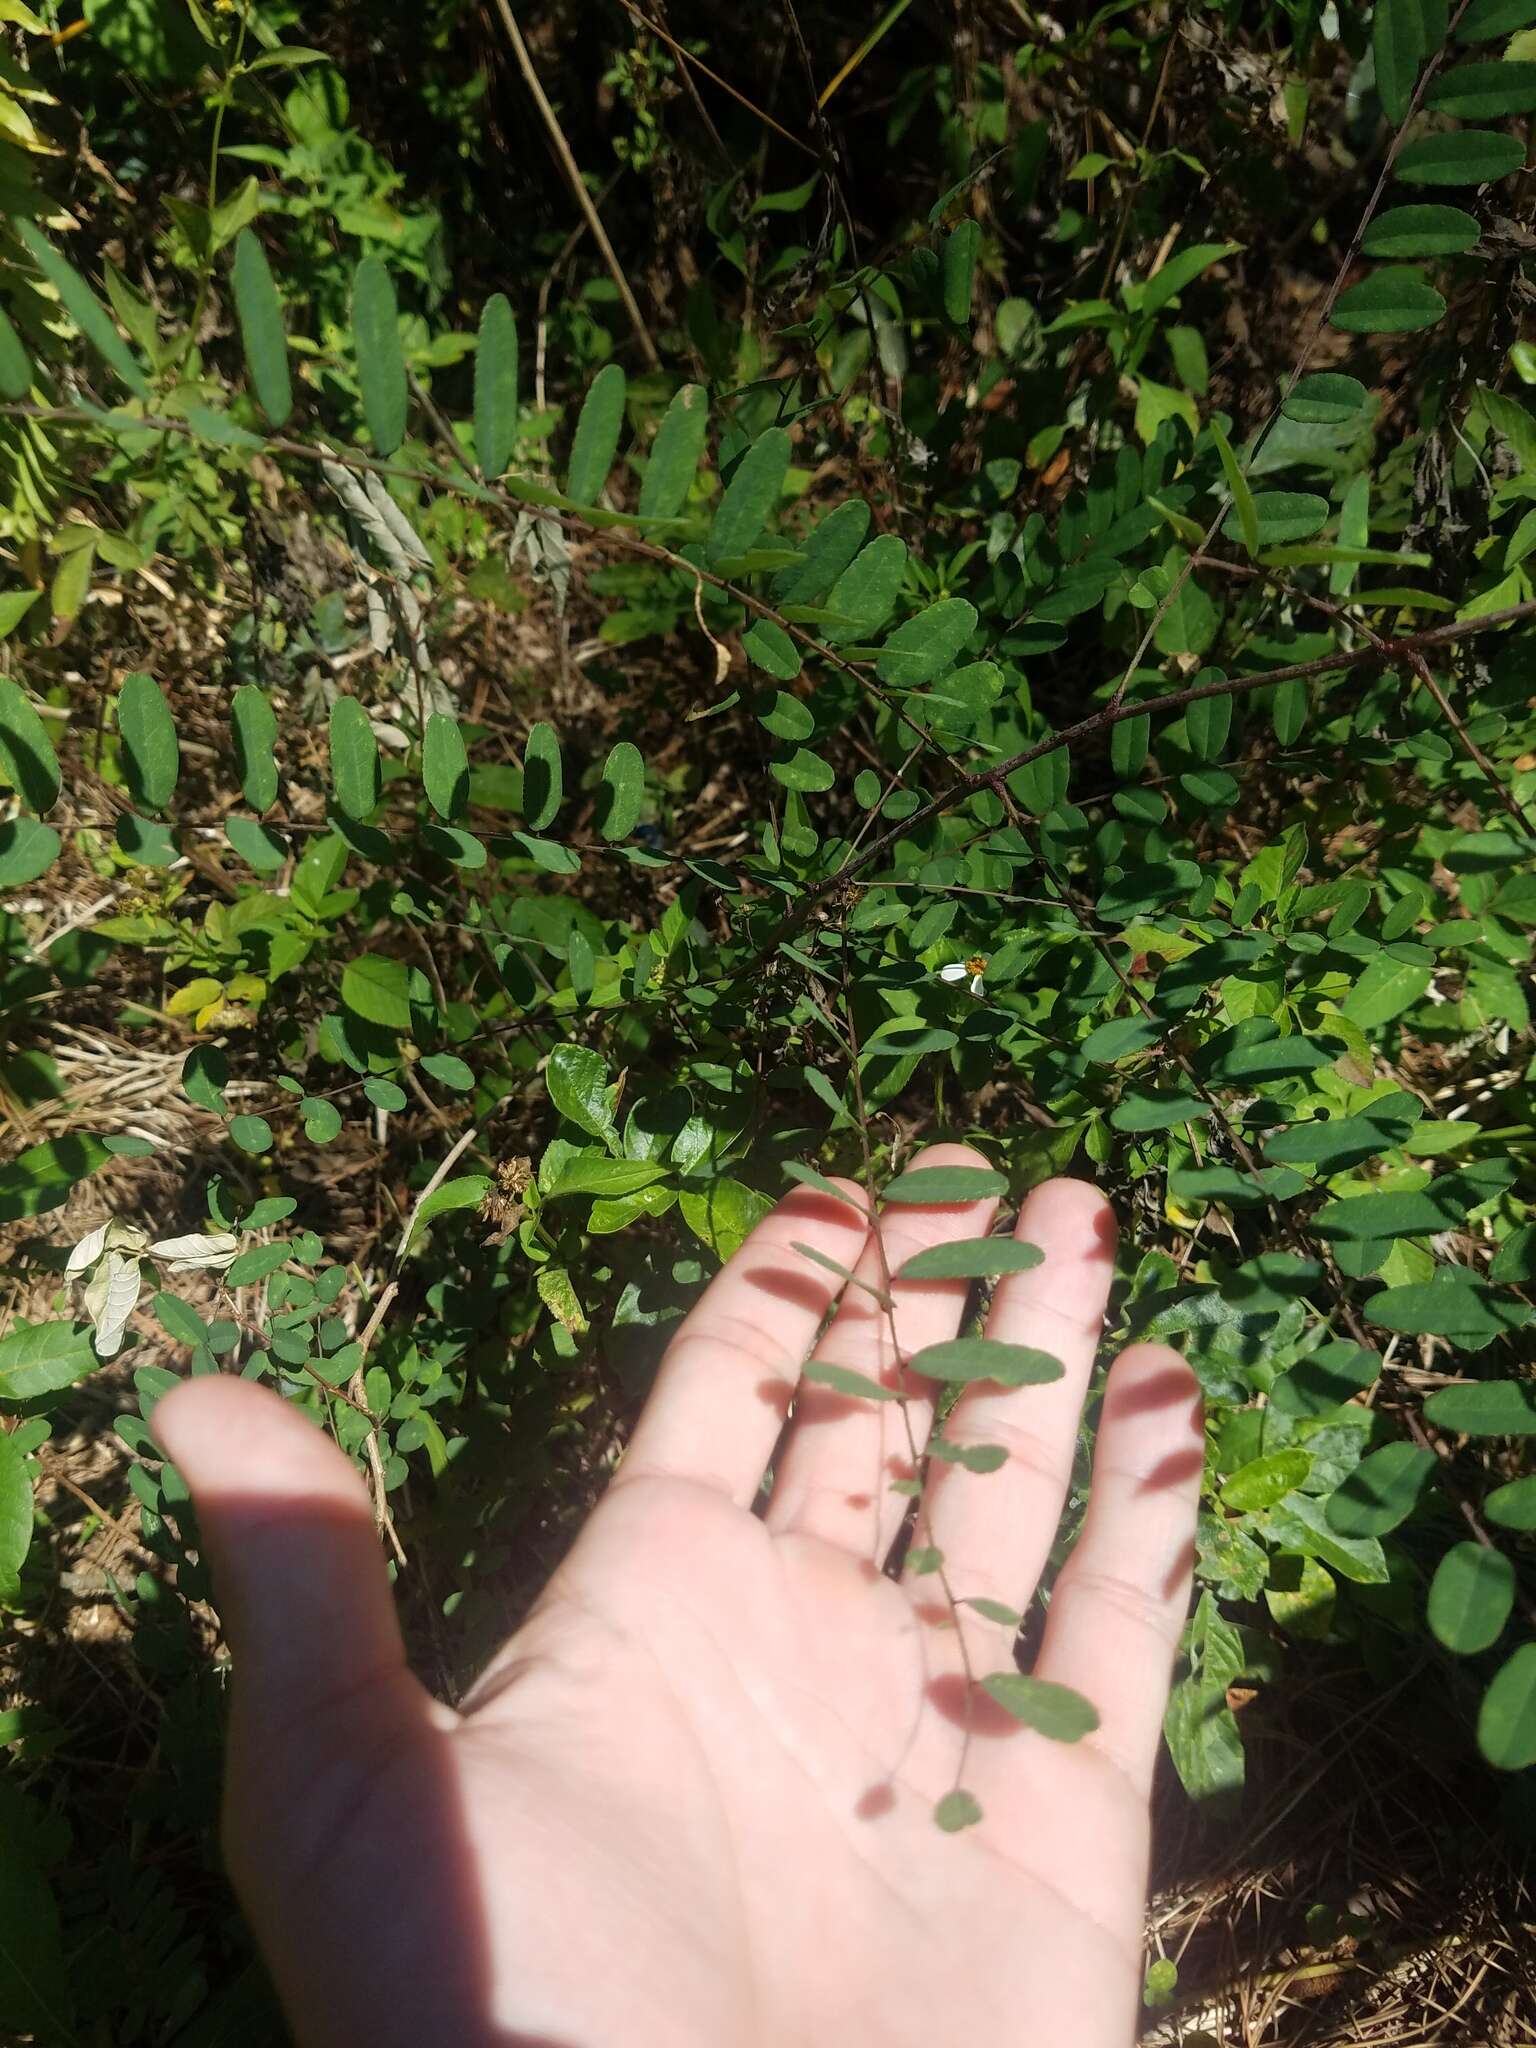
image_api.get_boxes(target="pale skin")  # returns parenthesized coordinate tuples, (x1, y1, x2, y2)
(157, 1152, 1204, 2048)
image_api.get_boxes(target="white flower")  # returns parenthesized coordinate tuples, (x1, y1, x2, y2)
(939, 955, 989, 999)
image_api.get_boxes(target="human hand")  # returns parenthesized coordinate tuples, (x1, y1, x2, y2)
(156, 1151, 1203, 2048)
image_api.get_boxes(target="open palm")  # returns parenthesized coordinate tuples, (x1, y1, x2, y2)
(158, 1151, 1203, 2048)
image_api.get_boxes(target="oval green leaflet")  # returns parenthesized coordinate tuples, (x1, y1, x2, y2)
(942, 218, 980, 325)
(1485, 1475, 1536, 1530)
(1479, 1643, 1536, 1770)
(1225, 491, 1328, 546)
(981, 1672, 1099, 1741)
(596, 740, 645, 840)
(225, 817, 286, 871)
(0, 679, 60, 813)
(0, 1319, 97, 1401)
(1331, 267, 1446, 336)
(1394, 128, 1524, 184)
(908, 1338, 1064, 1386)
(522, 719, 562, 829)
(351, 255, 407, 456)
(1424, 1380, 1536, 1433)
(897, 1237, 1045, 1281)
(17, 220, 148, 398)
(637, 382, 708, 520)
(1373, 0, 1427, 123)
(329, 696, 381, 820)
(1361, 205, 1479, 259)
(772, 498, 871, 604)
(821, 533, 908, 646)
(423, 713, 469, 821)
(1455, 0, 1536, 34)
(875, 598, 977, 687)
(0, 1426, 33, 1595)
(706, 426, 791, 566)
(117, 672, 179, 812)
(1425, 60, 1536, 118)
(1324, 1442, 1438, 1537)
(0, 300, 30, 402)
(1186, 681, 1232, 762)
(231, 228, 292, 427)
(1428, 1540, 1515, 1655)
(1282, 373, 1367, 424)
(566, 362, 627, 507)
(231, 684, 279, 811)
(473, 292, 518, 479)
(341, 952, 413, 1032)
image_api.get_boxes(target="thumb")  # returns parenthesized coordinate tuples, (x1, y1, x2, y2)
(154, 1374, 412, 1725)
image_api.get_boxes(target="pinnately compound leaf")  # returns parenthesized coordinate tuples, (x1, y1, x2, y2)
(566, 362, 627, 507)
(351, 255, 407, 455)
(329, 696, 381, 820)
(706, 427, 791, 565)
(117, 672, 179, 812)
(473, 292, 518, 479)
(231, 229, 292, 426)
(596, 740, 644, 840)
(637, 382, 708, 520)
(423, 713, 469, 821)
(231, 684, 279, 811)
(0, 679, 60, 813)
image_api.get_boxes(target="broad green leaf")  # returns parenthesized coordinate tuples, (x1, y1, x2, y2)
(1361, 204, 1479, 257)
(772, 499, 871, 603)
(301, 1096, 342, 1143)
(679, 1180, 774, 1260)
(1374, 1268, 1530, 1347)
(225, 816, 286, 871)
(1331, 266, 1445, 334)
(1341, 951, 1432, 1026)
(821, 533, 908, 646)
(942, 218, 980, 323)
(329, 696, 380, 819)
(419, 1052, 474, 1091)
(1374, 0, 1427, 123)
(1084, 1014, 1164, 1062)
(341, 952, 413, 1032)
(1485, 1475, 1536, 1530)
(638, 382, 708, 519)
(365, 1080, 408, 1113)
(1314, 1188, 1468, 1240)
(1186, 686, 1232, 762)
(1111, 1090, 1212, 1132)
(803, 1359, 902, 1401)
(1426, 60, 1536, 116)
(406, 1173, 491, 1250)
(522, 720, 562, 828)
(1479, 1643, 1536, 1770)
(908, 1338, 1064, 1385)
(229, 1114, 272, 1154)
(0, 301, 29, 401)
(1138, 241, 1240, 315)
(875, 599, 977, 686)
(117, 671, 178, 812)
(542, 1152, 669, 1200)
(473, 292, 518, 478)
(351, 255, 407, 454)
(1267, 1495, 1389, 1582)
(770, 746, 834, 792)
(546, 1043, 614, 1138)
(1224, 491, 1328, 545)
(897, 1238, 1045, 1281)
(1262, 1101, 1419, 1167)
(566, 362, 627, 506)
(1325, 1442, 1437, 1535)
(596, 739, 645, 840)
(225, 1242, 291, 1287)
(1198, 1029, 1336, 1083)
(1282, 373, 1367, 423)
(230, 229, 292, 426)
(423, 713, 469, 821)
(0, 1133, 108, 1226)
(231, 684, 279, 810)
(17, 220, 148, 396)
(883, 1165, 1006, 1204)
(743, 619, 801, 678)
(1424, 1379, 1536, 1432)
(1394, 128, 1524, 183)
(1220, 1448, 1310, 1512)
(981, 1672, 1099, 1740)
(0, 680, 58, 813)
(933, 1789, 983, 1832)
(0, 1319, 97, 1400)
(707, 427, 791, 565)
(0, 590, 40, 637)
(1428, 1540, 1514, 1654)
(0, 1428, 32, 1592)
(1456, 0, 1536, 33)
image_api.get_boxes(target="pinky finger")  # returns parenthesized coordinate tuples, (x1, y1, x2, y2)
(1031, 1344, 1204, 1798)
